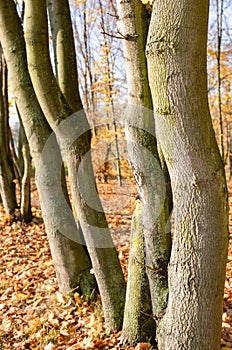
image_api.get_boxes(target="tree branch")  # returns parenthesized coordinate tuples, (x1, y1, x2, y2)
(100, 22, 138, 41)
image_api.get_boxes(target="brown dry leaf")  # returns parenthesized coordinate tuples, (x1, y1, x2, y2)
(0, 182, 231, 349)
(28, 317, 43, 329)
(48, 312, 60, 328)
(1, 318, 12, 332)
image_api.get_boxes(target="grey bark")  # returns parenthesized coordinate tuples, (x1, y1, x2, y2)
(0, 0, 96, 296)
(116, 0, 171, 324)
(46, 0, 82, 112)
(20, 126, 32, 223)
(25, 0, 125, 331)
(146, 1, 229, 349)
(16, 104, 32, 223)
(120, 200, 156, 346)
(9, 125, 21, 182)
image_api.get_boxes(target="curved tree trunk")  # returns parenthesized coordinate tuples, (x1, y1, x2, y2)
(146, 1, 229, 349)
(116, 0, 171, 338)
(25, 0, 125, 332)
(0, 0, 96, 296)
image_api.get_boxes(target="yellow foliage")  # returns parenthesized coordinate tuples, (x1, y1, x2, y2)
(140, 0, 153, 6)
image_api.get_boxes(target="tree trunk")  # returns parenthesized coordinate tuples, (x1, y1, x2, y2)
(16, 105, 32, 223)
(120, 200, 156, 346)
(9, 123, 21, 183)
(20, 127, 32, 223)
(0, 0, 96, 296)
(116, 0, 171, 329)
(47, 0, 82, 112)
(25, 0, 125, 331)
(146, 1, 229, 349)
(0, 45, 17, 216)
(98, 0, 122, 187)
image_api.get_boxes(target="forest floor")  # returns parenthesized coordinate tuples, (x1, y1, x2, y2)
(0, 178, 231, 350)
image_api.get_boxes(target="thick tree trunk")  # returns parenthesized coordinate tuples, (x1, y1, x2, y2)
(0, 46, 17, 216)
(0, 0, 96, 296)
(25, 0, 125, 331)
(116, 0, 171, 330)
(146, 1, 229, 349)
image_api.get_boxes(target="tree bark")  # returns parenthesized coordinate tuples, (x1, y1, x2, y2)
(0, 0, 96, 296)
(20, 126, 32, 223)
(120, 200, 156, 346)
(0, 45, 17, 216)
(25, 0, 125, 332)
(116, 0, 171, 327)
(146, 1, 229, 349)
(16, 105, 32, 223)
(46, 0, 82, 112)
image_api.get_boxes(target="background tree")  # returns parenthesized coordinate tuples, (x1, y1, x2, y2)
(208, 0, 232, 175)
(70, 0, 126, 120)
(70, 0, 126, 185)
(0, 45, 17, 217)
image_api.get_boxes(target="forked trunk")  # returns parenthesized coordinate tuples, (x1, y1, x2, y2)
(25, 0, 125, 331)
(116, 1, 171, 340)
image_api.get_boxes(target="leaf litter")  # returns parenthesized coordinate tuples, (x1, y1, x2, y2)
(0, 179, 231, 349)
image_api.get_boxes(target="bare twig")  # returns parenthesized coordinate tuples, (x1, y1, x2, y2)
(100, 23, 125, 40)
(100, 23, 138, 41)
(107, 12, 119, 19)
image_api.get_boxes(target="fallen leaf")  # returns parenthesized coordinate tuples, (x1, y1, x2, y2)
(44, 343, 56, 350)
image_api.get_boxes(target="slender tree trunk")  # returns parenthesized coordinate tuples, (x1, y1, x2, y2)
(0, 45, 17, 216)
(20, 126, 32, 223)
(46, 0, 82, 112)
(0, 0, 96, 296)
(25, 0, 125, 331)
(9, 124, 21, 182)
(116, 0, 171, 336)
(15, 105, 32, 223)
(120, 200, 156, 346)
(146, 1, 229, 349)
(98, 0, 122, 186)
(216, 0, 224, 161)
